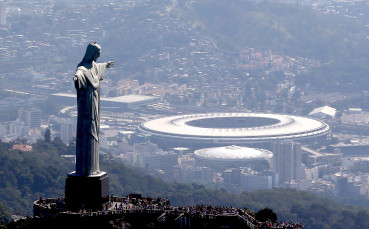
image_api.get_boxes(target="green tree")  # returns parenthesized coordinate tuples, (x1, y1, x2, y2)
(255, 208, 277, 223)
(44, 128, 51, 142)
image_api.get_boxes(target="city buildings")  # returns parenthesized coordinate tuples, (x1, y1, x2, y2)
(0, 0, 368, 201)
(6, 107, 42, 142)
(223, 168, 279, 192)
(272, 142, 304, 184)
(60, 118, 76, 144)
(239, 169, 279, 192)
(0, 5, 6, 26)
(174, 164, 214, 184)
(133, 142, 178, 175)
(18, 107, 41, 129)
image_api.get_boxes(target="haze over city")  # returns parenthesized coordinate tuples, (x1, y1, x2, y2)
(2, 0, 369, 228)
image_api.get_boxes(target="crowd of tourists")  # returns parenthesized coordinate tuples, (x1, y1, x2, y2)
(108, 195, 173, 211)
(175, 205, 303, 228)
(36, 197, 65, 212)
(258, 221, 305, 229)
(35, 195, 304, 228)
(177, 205, 242, 216)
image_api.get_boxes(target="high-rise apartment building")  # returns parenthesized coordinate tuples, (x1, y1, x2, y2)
(174, 165, 213, 184)
(223, 168, 279, 191)
(240, 171, 273, 192)
(9, 120, 29, 137)
(60, 118, 76, 144)
(133, 142, 178, 174)
(134, 142, 158, 154)
(272, 141, 304, 183)
(0, 6, 6, 25)
(18, 107, 41, 129)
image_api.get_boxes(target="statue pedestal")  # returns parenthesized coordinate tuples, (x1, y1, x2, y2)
(65, 172, 109, 211)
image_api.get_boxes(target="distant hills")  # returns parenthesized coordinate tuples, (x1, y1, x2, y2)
(189, 0, 369, 91)
(190, 0, 369, 61)
(1, 139, 369, 228)
(103, 0, 369, 91)
(4, 0, 369, 91)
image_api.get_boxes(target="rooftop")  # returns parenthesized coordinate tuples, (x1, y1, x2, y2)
(139, 113, 330, 142)
(194, 145, 273, 162)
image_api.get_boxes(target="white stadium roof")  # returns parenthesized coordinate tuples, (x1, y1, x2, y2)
(309, 106, 336, 118)
(194, 145, 273, 162)
(51, 93, 160, 109)
(138, 113, 330, 145)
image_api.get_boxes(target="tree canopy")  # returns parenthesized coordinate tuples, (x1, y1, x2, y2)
(1, 137, 369, 228)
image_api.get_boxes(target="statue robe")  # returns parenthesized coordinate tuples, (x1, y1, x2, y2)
(74, 61, 106, 176)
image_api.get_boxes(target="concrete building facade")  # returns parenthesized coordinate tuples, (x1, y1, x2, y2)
(272, 141, 304, 183)
(18, 107, 41, 129)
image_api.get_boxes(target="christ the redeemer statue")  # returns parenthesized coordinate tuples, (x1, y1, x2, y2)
(73, 42, 114, 176)
(65, 42, 113, 211)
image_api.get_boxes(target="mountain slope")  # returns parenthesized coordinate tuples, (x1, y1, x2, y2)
(102, 0, 369, 90)
(1, 140, 369, 228)
(190, 0, 368, 61)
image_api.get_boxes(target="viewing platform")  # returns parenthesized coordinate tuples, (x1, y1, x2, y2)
(33, 194, 304, 229)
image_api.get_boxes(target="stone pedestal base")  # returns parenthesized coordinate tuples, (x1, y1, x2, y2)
(65, 172, 109, 211)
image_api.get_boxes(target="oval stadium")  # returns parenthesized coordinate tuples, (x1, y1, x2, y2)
(137, 113, 330, 149)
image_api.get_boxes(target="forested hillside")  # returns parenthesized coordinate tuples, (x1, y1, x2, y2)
(0, 203, 9, 225)
(1, 140, 369, 228)
(189, 0, 369, 91)
(190, 0, 368, 61)
(0, 139, 73, 216)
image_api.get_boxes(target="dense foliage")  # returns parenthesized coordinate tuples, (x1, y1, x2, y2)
(0, 140, 72, 217)
(255, 208, 277, 223)
(1, 140, 369, 228)
(0, 203, 9, 225)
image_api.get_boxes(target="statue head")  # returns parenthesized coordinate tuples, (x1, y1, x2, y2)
(82, 42, 101, 62)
